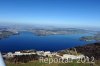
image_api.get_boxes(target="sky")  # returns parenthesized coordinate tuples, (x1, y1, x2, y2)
(0, 0, 100, 28)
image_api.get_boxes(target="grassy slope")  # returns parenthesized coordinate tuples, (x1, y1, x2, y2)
(6, 61, 95, 66)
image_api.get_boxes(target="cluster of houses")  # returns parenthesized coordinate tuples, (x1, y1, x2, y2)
(3, 50, 85, 60)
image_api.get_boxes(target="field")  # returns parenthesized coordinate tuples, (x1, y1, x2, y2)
(6, 61, 100, 66)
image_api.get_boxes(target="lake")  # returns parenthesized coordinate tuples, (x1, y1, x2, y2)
(0, 32, 95, 52)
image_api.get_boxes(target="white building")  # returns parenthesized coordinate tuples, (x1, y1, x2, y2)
(14, 51, 36, 56)
(51, 52, 58, 56)
(61, 54, 85, 60)
(36, 51, 44, 56)
(3, 52, 14, 58)
(43, 51, 52, 57)
(61, 54, 77, 59)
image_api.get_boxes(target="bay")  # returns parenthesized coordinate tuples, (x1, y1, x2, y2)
(0, 32, 95, 52)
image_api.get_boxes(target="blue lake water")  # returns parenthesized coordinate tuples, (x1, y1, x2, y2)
(0, 32, 95, 52)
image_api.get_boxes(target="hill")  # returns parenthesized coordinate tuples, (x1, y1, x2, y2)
(75, 43, 100, 60)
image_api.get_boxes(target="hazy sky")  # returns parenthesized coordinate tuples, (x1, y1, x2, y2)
(0, 0, 100, 28)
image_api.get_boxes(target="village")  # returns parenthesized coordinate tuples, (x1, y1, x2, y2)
(3, 49, 85, 62)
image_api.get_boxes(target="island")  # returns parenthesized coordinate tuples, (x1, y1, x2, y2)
(0, 28, 19, 39)
(80, 32, 100, 41)
(31, 28, 88, 36)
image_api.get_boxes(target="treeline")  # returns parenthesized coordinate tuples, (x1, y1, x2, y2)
(5, 54, 39, 63)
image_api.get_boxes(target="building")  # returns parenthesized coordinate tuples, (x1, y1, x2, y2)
(36, 51, 44, 56)
(61, 54, 85, 60)
(3, 52, 14, 58)
(14, 51, 36, 56)
(43, 51, 51, 57)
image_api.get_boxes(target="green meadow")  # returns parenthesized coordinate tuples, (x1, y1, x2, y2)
(6, 61, 100, 66)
